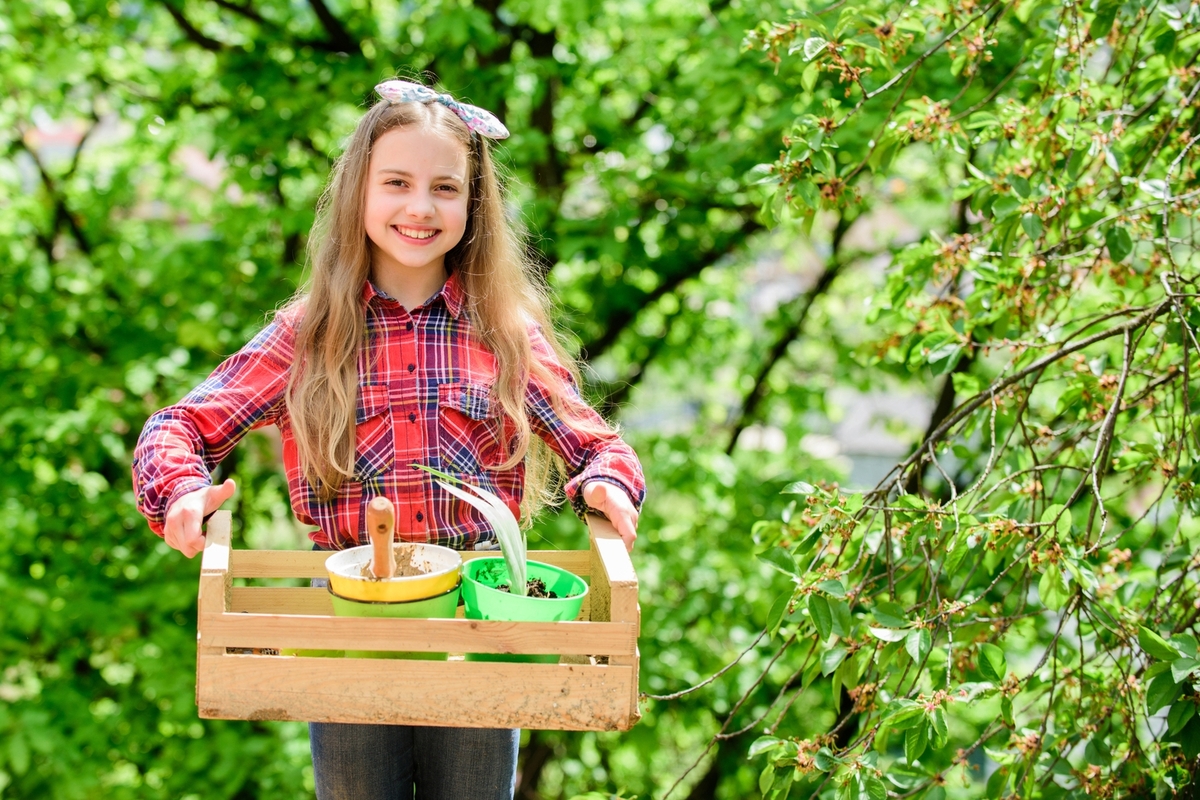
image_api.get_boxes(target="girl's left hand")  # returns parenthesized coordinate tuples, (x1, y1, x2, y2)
(582, 481, 639, 552)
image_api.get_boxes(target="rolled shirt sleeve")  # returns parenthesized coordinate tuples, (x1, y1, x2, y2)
(132, 317, 295, 535)
(524, 326, 646, 518)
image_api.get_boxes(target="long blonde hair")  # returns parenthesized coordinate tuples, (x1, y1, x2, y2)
(285, 94, 615, 519)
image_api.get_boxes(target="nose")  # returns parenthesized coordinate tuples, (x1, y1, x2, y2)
(404, 189, 435, 220)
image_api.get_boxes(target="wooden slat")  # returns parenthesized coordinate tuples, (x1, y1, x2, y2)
(230, 548, 592, 579)
(201, 612, 637, 656)
(586, 513, 642, 726)
(228, 585, 591, 620)
(231, 587, 334, 615)
(197, 654, 636, 730)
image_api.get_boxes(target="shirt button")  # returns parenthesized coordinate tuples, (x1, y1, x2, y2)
(407, 363, 415, 372)
(408, 412, 416, 422)
(415, 511, 424, 522)
(406, 321, 414, 331)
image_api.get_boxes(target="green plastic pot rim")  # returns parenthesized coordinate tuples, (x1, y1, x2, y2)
(464, 557, 588, 603)
(327, 580, 461, 606)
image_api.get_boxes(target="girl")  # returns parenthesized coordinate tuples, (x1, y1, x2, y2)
(132, 80, 645, 800)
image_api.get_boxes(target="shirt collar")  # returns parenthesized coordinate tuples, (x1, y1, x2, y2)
(361, 271, 465, 319)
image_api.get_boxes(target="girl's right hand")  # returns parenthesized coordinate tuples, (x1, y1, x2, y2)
(163, 479, 237, 558)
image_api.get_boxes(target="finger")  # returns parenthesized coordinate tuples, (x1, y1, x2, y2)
(204, 479, 237, 515)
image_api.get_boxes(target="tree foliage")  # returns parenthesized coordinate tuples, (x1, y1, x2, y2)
(1, 0, 1198, 798)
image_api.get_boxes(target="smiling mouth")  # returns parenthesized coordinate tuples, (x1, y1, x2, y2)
(394, 226, 439, 241)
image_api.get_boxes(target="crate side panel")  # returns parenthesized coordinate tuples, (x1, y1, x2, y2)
(197, 655, 635, 730)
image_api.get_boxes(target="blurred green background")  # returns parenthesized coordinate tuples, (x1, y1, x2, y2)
(3, 0, 1198, 798)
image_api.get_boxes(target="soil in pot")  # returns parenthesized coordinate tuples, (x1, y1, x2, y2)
(496, 578, 558, 598)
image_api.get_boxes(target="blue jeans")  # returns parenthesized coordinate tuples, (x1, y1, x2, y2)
(309, 544, 517, 799)
(309, 722, 519, 800)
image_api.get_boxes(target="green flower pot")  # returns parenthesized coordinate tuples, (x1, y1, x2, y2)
(327, 582, 461, 660)
(461, 557, 588, 663)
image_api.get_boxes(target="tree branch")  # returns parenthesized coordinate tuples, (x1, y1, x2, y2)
(306, 0, 360, 54)
(579, 216, 761, 361)
(158, 0, 227, 51)
(725, 213, 853, 454)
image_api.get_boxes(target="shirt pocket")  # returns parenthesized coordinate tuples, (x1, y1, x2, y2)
(437, 381, 505, 476)
(354, 383, 395, 480)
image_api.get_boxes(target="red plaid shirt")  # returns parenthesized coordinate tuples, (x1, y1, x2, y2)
(132, 275, 645, 550)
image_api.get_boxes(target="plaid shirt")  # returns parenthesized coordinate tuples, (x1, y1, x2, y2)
(132, 275, 645, 550)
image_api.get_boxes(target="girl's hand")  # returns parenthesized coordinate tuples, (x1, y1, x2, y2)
(582, 481, 639, 553)
(163, 479, 237, 558)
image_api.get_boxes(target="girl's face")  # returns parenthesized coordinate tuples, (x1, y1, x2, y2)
(363, 125, 470, 284)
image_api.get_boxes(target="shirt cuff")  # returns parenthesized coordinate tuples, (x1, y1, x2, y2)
(568, 476, 642, 522)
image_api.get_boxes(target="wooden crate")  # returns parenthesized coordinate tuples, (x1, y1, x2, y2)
(195, 510, 640, 731)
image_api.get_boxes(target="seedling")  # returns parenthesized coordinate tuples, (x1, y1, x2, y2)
(413, 464, 528, 596)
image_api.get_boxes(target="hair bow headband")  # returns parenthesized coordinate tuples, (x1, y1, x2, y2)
(375, 80, 510, 140)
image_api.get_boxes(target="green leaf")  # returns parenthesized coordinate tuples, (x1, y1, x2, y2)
(1001, 695, 1014, 727)
(1173, 633, 1199, 659)
(782, 480, 816, 495)
(801, 61, 820, 93)
(906, 628, 931, 663)
(749, 736, 783, 758)
(978, 643, 1008, 683)
(1038, 563, 1070, 611)
(818, 579, 846, 597)
(1172, 657, 1200, 685)
(905, 719, 928, 763)
(766, 590, 791, 638)
(873, 601, 908, 628)
(1008, 175, 1031, 198)
(822, 646, 847, 676)
(1105, 225, 1133, 262)
(1040, 504, 1071, 537)
(759, 763, 775, 795)
(864, 774, 888, 800)
(1021, 212, 1043, 242)
(1147, 671, 1184, 714)
(810, 594, 833, 640)
(1140, 626, 1182, 661)
(831, 599, 853, 637)
(870, 626, 908, 642)
(801, 36, 827, 61)
(814, 746, 839, 771)
(1089, 0, 1119, 40)
(746, 163, 780, 186)
(991, 195, 1022, 222)
(1168, 701, 1196, 735)
(930, 707, 949, 749)
(757, 547, 801, 577)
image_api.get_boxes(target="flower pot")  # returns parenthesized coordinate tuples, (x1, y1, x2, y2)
(461, 557, 588, 663)
(327, 582, 461, 660)
(324, 542, 462, 603)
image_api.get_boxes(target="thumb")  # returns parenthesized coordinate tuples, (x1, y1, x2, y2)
(204, 479, 237, 515)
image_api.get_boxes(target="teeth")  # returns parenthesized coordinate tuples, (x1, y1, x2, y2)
(396, 227, 436, 240)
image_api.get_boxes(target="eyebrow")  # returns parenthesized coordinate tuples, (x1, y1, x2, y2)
(377, 168, 465, 183)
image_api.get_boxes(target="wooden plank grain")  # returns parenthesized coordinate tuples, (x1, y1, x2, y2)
(197, 654, 636, 730)
(230, 548, 591, 579)
(205, 613, 637, 656)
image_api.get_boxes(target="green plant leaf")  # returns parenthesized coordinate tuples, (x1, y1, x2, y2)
(1140, 626, 1182, 661)
(757, 547, 801, 577)
(810, 594, 833, 640)
(978, 643, 1008, 683)
(906, 628, 931, 663)
(749, 736, 783, 758)
(1172, 657, 1199, 685)
(1105, 225, 1133, 262)
(822, 646, 847, 676)
(783, 480, 816, 495)
(905, 719, 928, 763)
(1147, 671, 1184, 714)
(873, 600, 908, 628)
(1021, 212, 1043, 241)
(1168, 701, 1196, 735)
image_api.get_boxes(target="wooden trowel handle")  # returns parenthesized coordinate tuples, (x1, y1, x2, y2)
(366, 496, 396, 579)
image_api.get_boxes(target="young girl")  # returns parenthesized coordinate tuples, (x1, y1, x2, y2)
(132, 80, 645, 800)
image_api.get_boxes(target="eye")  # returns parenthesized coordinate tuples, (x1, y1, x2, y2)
(436, 184, 460, 193)
(386, 178, 407, 187)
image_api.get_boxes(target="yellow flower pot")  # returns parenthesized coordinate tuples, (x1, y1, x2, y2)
(324, 542, 462, 603)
